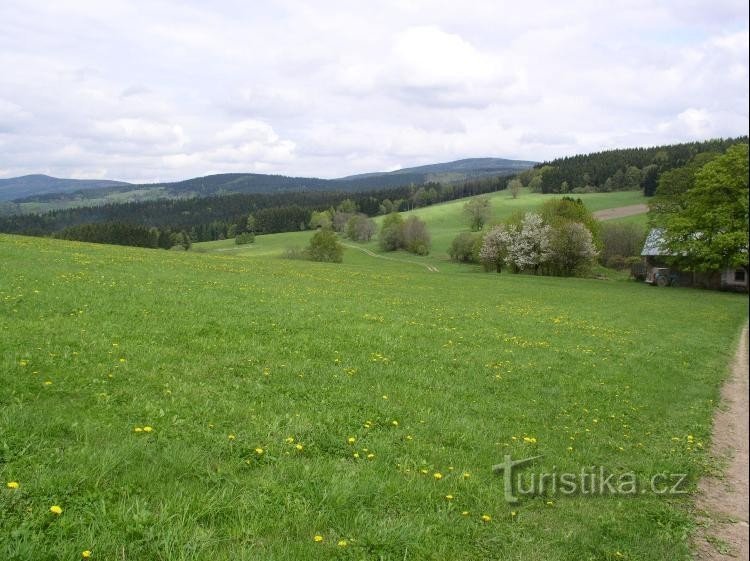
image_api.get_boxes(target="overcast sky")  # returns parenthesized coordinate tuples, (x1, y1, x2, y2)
(0, 0, 748, 183)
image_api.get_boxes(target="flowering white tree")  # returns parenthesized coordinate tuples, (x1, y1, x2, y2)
(480, 225, 511, 272)
(504, 212, 552, 273)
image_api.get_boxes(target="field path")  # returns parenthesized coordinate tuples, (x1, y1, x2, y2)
(592, 203, 649, 221)
(343, 243, 439, 272)
(694, 323, 749, 560)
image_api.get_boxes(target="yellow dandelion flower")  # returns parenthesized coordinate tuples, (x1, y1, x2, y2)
(44, 381, 53, 386)
(462, 472, 471, 479)
(313, 535, 324, 543)
(405, 435, 413, 441)
(337, 540, 348, 547)
(366, 453, 375, 459)
(82, 551, 92, 558)
(6, 481, 20, 489)
(353, 452, 360, 458)
(295, 444, 304, 451)
(445, 494, 454, 500)
(461, 511, 470, 516)
(511, 511, 517, 517)
(522, 436, 537, 444)
(142, 426, 153, 433)
(254, 447, 264, 455)
(433, 472, 443, 480)
(50, 505, 63, 515)
(133, 427, 143, 433)
(420, 468, 428, 474)
(227, 434, 236, 440)
(285, 436, 295, 444)
(391, 420, 399, 426)
(481, 514, 492, 523)
(347, 437, 356, 444)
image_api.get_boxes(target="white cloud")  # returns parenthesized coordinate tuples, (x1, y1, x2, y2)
(0, 0, 747, 182)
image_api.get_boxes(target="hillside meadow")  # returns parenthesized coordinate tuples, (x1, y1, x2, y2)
(194, 188, 648, 274)
(1, 223, 747, 560)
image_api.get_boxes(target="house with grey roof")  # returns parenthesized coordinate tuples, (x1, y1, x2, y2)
(636, 228, 748, 291)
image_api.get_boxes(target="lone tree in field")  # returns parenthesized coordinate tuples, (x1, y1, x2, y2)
(307, 228, 343, 263)
(463, 197, 492, 231)
(508, 178, 523, 199)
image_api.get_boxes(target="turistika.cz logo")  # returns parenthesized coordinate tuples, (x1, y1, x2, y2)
(492, 455, 689, 504)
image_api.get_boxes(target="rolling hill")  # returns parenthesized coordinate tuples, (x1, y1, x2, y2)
(0, 174, 131, 201)
(6, 157, 536, 207)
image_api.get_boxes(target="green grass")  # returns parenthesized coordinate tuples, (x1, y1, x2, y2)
(1, 230, 746, 561)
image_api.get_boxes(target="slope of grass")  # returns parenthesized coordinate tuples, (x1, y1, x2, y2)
(195, 188, 648, 272)
(1, 233, 746, 561)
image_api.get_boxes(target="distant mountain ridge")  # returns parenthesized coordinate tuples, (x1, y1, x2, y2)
(3, 157, 536, 203)
(0, 175, 131, 201)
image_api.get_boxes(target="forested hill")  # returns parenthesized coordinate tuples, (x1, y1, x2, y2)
(0, 175, 131, 201)
(0, 175, 509, 241)
(535, 137, 748, 195)
(10, 157, 535, 204)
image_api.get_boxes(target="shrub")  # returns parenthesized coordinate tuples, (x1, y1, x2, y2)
(346, 214, 377, 242)
(282, 247, 307, 260)
(378, 212, 405, 251)
(449, 232, 481, 263)
(463, 197, 492, 231)
(402, 216, 431, 255)
(307, 228, 343, 263)
(600, 222, 646, 266)
(546, 222, 598, 276)
(235, 232, 255, 245)
(539, 197, 601, 248)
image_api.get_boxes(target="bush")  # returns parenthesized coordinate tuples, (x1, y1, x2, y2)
(449, 232, 481, 263)
(402, 216, 431, 255)
(235, 232, 255, 245)
(346, 214, 377, 242)
(546, 222, 598, 276)
(378, 212, 405, 251)
(539, 197, 601, 248)
(463, 197, 492, 231)
(600, 222, 646, 266)
(307, 228, 343, 263)
(282, 247, 307, 260)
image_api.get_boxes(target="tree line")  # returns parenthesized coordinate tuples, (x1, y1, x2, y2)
(55, 223, 191, 250)
(530, 136, 747, 195)
(0, 175, 510, 245)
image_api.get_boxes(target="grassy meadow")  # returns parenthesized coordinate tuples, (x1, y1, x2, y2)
(1, 189, 747, 560)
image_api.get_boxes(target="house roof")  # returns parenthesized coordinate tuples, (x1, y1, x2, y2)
(641, 228, 673, 256)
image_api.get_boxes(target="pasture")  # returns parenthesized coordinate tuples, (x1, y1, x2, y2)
(1, 225, 746, 560)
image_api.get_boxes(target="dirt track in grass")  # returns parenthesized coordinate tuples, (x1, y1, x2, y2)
(592, 203, 649, 221)
(694, 323, 749, 560)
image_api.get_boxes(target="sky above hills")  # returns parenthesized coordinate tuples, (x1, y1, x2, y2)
(0, 0, 747, 183)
